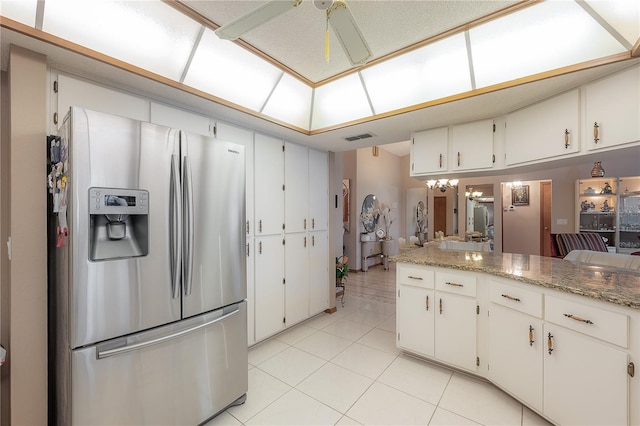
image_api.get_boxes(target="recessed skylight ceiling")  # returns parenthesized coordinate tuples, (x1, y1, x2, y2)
(312, 73, 372, 130)
(469, 1, 629, 88)
(42, 0, 201, 81)
(361, 33, 471, 114)
(1, 1, 638, 135)
(261, 73, 313, 130)
(183, 28, 284, 112)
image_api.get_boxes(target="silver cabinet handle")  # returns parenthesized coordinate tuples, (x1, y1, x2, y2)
(97, 309, 239, 359)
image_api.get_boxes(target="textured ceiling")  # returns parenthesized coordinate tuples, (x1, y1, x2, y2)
(182, 0, 518, 83)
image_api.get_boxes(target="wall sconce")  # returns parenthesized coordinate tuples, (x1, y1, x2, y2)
(426, 178, 459, 193)
(372, 146, 379, 157)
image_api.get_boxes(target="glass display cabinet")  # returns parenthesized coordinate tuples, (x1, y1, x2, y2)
(577, 178, 617, 250)
(617, 176, 640, 254)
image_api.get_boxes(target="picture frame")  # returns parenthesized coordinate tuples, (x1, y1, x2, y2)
(512, 185, 529, 206)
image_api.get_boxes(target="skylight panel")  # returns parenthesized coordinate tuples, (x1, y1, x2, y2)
(262, 73, 313, 130)
(183, 28, 283, 112)
(311, 73, 373, 130)
(0, 0, 38, 27)
(42, 0, 201, 81)
(470, 1, 629, 89)
(583, 0, 640, 48)
(361, 33, 471, 114)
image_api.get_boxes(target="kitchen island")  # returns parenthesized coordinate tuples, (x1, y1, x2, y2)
(393, 246, 640, 426)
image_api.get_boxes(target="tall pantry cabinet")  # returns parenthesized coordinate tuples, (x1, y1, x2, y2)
(251, 136, 330, 344)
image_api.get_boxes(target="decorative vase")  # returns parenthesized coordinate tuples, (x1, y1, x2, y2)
(591, 161, 605, 178)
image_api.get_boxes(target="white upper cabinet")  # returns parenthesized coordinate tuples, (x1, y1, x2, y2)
(308, 149, 329, 231)
(584, 66, 640, 151)
(410, 127, 448, 176)
(450, 119, 495, 171)
(254, 134, 284, 236)
(505, 89, 580, 165)
(284, 142, 309, 233)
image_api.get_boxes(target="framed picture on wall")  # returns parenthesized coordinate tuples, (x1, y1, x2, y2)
(512, 185, 529, 206)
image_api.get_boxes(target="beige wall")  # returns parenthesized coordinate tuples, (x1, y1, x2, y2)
(1, 68, 11, 424)
(6, 45, 48, 425)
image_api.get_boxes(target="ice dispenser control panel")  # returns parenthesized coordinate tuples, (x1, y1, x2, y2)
(89, 188, 149, 215)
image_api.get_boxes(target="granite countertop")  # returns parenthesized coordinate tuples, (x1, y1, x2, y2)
(393, 246, 640, 309)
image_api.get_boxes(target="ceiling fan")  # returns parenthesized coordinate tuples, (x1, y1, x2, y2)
(214, 0, 373, 66)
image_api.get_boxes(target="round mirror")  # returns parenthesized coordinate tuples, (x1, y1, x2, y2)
(361, 194, 378, 233)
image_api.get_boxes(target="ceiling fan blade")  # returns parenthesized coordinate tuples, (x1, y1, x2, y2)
(215, 0, 302, 40)
(327, 1, 372, 66)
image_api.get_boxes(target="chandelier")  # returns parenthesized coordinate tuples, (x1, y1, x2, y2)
(426, 178, 459, 193)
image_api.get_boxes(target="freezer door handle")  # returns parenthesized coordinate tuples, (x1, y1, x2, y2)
(97, 308, 240, 359)
(170, 154, 182, 300)
(183, 154, 194, 296)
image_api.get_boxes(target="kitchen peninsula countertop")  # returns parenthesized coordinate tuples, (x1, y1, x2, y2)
(393, 246, 640, 309)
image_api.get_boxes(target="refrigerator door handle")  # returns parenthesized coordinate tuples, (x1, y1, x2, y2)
(96, 308, 240, 359)
(171, 154, 182, 300)
(183, 154, 194, 296)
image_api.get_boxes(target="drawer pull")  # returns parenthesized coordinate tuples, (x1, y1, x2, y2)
(439, 298, 443, 314)
(446, 281, 464, 287)
(564, 129, 570, 149)
(563, 313, 594, 325)
(501, 294, 521, 302)
(547, 332, 554, 355)
(258, 219, 263, 233)
(593, 122, 599, 144)
(439, 153, 443, 168)
(408, 275, 423, 280)
(529, 325, 534, 346)
(425, 295, 430, 311)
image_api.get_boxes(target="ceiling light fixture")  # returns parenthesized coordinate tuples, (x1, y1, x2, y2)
(427, 178, 459, 193)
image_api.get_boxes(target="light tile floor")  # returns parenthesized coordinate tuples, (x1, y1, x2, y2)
(208, 264, 553, 426)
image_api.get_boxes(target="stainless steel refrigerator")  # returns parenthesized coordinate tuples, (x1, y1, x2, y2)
(50, 107, 247, 425)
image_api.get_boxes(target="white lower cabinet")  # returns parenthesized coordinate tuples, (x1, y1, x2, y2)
(543, 323, 628, 425)
(254, 235, 285, 341)
(308, 231, 329, 315)
(397, 262, 637, 426)
(285, 233, 309, 327)
(489, 305, 543, 412)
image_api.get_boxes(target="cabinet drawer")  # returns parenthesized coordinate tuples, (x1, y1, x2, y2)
(489, 280, 543, 318)
(435, 271, 476, 297)
(545, 295, 628, 348)
(396, 264, 434, 289)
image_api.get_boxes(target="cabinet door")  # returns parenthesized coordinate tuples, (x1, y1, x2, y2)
(246, 238, 255, 346)
(505, 89, 579, 165)
(285, 233, 309, 327)
(543, 324, 628, 426)
(488, 305, 543, 412)
(410, 127, 448, 175)
(254, 235, 285, 341)
(254, 134, 284, 235)
(585, 66, 640, 151)
(309, 231, 329, 315)
(285, 142, 309, 233)
(308, 149, 329, 231)
(451, 119, 494, 171)
(435, 292, 477, 371)
(397, 284, 435, 357)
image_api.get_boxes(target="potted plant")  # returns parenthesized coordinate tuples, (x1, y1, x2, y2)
(336, 255, 349, 286)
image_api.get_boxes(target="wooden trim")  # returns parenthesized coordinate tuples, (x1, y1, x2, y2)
(1, 16, 310, 136)
(308, 52, 635, 135)
(632, 36, 640, 58)
(2, 15, 635, 138)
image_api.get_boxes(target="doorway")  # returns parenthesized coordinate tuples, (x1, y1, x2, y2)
(540, 181, 552, 256)
(434, 197, 447, 236)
